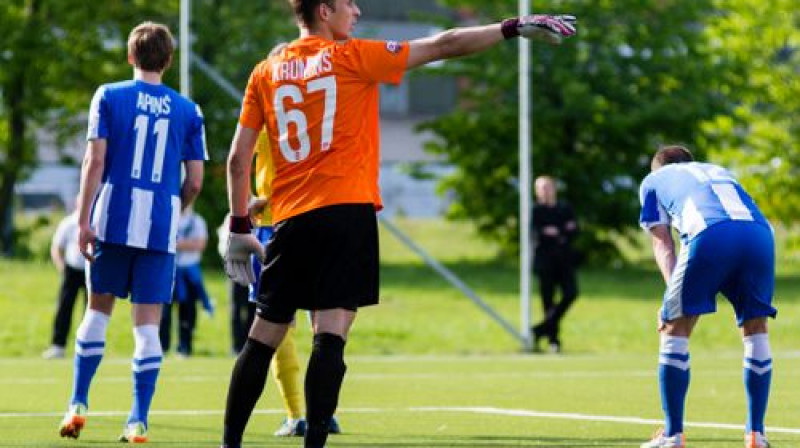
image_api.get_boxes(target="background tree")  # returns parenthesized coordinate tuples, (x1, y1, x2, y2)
(0, 0, 295, 257)
(0, 0, 175, 255)
(189, 0, 295, 258)
(422, 0, 730, 258)
(7, 0, 798, 263)
(700, 0, 800, 224)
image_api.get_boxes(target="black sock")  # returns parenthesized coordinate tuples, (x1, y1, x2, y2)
(223, 337, 275, 447)
(304, 333, 347, 448)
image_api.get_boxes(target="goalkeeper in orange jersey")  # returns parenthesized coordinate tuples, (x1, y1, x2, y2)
(220, 2, 576, 447)
(248, 125, 341, 437)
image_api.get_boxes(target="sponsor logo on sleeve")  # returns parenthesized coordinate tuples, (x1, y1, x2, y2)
(385, 40, 402, 54)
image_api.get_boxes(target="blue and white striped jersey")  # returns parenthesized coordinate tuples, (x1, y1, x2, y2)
(86, 80, 207, 253)
(639, 162, 768, 243)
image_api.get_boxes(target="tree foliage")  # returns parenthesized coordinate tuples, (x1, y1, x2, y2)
(4, 0, 799, 263)
(188, 0, 295, 248)
(0, 0, 295, 256)
(422, 0, 731, 257)
(0, 0, 176, 254)
(699, 0, 800, 225)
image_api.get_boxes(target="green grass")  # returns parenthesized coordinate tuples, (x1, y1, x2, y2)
(3, 218, 800, 356)
(2, 354, 800, 446)
(1, 218, 799, 446)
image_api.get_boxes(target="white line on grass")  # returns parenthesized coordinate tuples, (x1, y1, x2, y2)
(3, 406, 799, 435)
(3, 351, 800, 365)
(411, 407, 800, 435)
(0, 370, 658, 384)
(5, 368, 775, 385)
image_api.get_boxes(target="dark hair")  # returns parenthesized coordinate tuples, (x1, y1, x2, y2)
(652, 145, 694, 170)
(288, 0, 337, 28)
(127, 22, 174, 72)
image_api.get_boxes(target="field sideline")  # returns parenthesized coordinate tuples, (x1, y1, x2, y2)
(1, 353, 800, 447)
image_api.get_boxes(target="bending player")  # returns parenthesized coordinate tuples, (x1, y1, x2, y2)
(639, 146, 775, 448)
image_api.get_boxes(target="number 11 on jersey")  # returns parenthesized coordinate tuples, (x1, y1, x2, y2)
(132, 114, 170, 183)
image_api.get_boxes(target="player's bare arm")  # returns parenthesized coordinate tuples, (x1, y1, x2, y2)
(181, 160, 204, 211)
(224, 124, 264, 284)
(50, 239, 66, 272)
(227, 125, 260, 217)
(176, 236, 207, 252)
(407, 14, 577, 70)
(407, 24, 504, 69)
(76, 139, 106, 262)
(649, 224, 676, 284)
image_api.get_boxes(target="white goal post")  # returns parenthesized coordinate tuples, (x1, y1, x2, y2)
(518, 0, 534, 350)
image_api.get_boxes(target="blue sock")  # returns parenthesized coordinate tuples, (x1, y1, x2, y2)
(70, 310, 109, 407)
(744, 334, 772, 433)
(128, 325, 163, 427)
(129, 368, 160, 426)
(659, 335, 690, 436)
(71, 348, 103, 406)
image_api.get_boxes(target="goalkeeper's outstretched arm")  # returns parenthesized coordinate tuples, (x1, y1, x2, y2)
(406, 14, 576, 69)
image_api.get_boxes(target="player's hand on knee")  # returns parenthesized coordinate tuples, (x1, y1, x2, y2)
(225, 232, 263, 286)
(516, 14, 577, 44)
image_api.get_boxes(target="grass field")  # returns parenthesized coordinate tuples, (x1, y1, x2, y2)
(2, 353, 800, 447)
(1, 218, 800, 446)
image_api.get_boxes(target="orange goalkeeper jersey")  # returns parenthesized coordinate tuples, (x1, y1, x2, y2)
(239, 36, 409, 223)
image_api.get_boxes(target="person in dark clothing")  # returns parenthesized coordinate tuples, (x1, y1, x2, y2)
(229, 281, 256, 355)
(530, 175, 579, 353)
(43, 210, 87, 359)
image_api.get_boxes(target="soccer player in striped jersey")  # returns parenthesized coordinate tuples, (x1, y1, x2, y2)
(638, 146, 775, 448)
(219, 2, 576, 448)
(58, 21, 207, 444)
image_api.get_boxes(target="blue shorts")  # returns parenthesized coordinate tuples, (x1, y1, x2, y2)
(248, 226, 274, 302)
(662, 220, 776, 326)
(89, 240, 176, 304)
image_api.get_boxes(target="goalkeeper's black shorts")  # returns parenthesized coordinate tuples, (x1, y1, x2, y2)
(255, 203, 379, 324)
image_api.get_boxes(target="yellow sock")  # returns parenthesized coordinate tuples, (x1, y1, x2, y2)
(271, 326, 303, 419)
